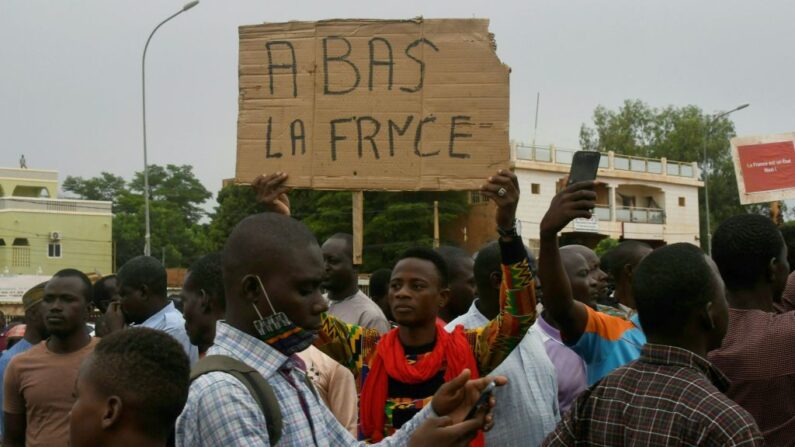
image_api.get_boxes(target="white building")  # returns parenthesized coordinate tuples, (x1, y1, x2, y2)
(508, 144, 703, 252)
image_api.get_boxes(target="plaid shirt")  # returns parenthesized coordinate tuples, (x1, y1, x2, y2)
(708, 308, 795, 446)
(543, 343, 764, 446)
(175, 322, 432, 447)
(774, 271, 795, 313)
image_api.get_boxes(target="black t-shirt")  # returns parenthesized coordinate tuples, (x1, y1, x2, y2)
(386, 339, 446, 430)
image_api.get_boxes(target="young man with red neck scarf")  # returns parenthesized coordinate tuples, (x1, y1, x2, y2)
(255, 170, 538, 444)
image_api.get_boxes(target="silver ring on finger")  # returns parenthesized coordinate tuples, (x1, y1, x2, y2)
(497, 187, 507, 197)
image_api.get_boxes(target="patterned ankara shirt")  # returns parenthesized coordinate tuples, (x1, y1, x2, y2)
(175, 322, 432, 447)
(542, 344, 764, 447)
(708, 308, 795, 446)
(316, 237, 538, 439)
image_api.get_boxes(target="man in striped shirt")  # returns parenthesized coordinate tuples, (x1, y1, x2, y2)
(542, 243, 763, 445)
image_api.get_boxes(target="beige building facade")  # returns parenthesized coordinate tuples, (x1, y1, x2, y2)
(0, 167, 113, 277)
(444, 144, 703, 254)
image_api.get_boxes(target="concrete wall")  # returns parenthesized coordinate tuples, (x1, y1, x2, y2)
(0, 168, 58, 199)
(0, 168, 112, 276)
(0, 209, 112, 275)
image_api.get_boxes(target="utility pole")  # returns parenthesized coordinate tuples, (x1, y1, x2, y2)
(532, 92, 540, 147)
(433, 200, 440, 248)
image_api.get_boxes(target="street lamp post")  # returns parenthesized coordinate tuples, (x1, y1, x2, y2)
(141, 0, 199, 257)
(702, 103, 749, 255)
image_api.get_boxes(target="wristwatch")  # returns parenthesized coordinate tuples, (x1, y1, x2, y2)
(497, 219, 521, 238)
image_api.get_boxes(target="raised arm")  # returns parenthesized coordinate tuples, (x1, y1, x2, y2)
(469, 170, 538, 374)
(538, 181, 597, 344)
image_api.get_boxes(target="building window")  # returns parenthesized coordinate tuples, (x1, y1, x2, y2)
(12, 247, 30, 267)
(48, 243, 62, 258)
(531, 183, 540, 194)
(678, 197, 686, 207)
(12, 238, 29, 246)
(0, 239, 5, 246)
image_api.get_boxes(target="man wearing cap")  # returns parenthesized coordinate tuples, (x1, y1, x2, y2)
(0, 282, 49, 437)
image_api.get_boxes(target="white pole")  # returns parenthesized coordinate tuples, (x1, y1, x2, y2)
(141, 1, 199, 256)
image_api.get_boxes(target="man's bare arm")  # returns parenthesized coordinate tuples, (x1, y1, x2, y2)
(538, 181, 597, 343)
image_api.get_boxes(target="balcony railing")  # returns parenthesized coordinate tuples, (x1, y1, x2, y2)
(514, 144, 698, 179)
(0, 168, 57, 181)
(594, 205, 611, 221)
(615, 206, 665, 224)
(0, 197, 111, 214)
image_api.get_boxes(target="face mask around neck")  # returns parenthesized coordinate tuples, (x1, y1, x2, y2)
(244, 274, 316, 356)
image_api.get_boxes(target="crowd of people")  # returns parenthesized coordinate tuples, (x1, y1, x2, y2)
(0, 169, 793, 446)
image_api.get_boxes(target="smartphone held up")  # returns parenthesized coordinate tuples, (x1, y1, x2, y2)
(566, 151, 601, 186)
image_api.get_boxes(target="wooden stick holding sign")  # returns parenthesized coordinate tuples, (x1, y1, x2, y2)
(353, 191, 364, 265)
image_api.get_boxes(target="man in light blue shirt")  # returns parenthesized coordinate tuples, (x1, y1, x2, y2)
(446, 241, 560, 445)
(109, 256, 199, 364)
(0, 282, 49, 437)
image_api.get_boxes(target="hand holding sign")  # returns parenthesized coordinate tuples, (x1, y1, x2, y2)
(253, 173, 291, 216)
(480, 169, 519, 230)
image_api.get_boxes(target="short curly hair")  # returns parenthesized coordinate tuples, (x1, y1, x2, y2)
(92, 275, 117, 308)
(369, 268, 392, 300)
(633, 243, 718, 336)
(188, 253, 225, 309)
(712, 214, 785, 290)
(397, 247, 449, 288)
(117, 256, 167, 297)
(85, 327, 190, 437)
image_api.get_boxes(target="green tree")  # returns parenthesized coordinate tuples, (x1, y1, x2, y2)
(66, 165, 211, 269)
(208, 186, 469, 272)
(129, 164, 211, 223)
(594, 237, 619, 257)
(206, 184, 270, 251)
(580, 100, 775, 246)
(63, 172, 126, 212)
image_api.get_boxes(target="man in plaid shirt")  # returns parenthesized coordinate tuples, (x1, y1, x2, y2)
(539, 183, 763, 446)
(709, 214, 795, 446)
(176, 210, 503, 447)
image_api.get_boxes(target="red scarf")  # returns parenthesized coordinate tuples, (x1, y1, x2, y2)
(360, 322, 483, 446)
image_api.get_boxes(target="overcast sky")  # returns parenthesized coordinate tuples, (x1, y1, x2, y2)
(1, 0, 793, 205)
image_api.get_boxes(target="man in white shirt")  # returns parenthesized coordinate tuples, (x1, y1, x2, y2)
(446, 241, 560, 445)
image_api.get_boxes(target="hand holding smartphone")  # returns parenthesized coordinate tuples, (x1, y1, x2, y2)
(464, 381, 496, 420)
(566, 151, 601, 186)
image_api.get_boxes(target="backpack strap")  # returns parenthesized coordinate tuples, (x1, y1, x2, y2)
(190, 355, 283, 444)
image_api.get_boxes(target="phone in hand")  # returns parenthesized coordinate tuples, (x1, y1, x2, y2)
(464, 381, 496, 420)
(566, 151, 602, 186)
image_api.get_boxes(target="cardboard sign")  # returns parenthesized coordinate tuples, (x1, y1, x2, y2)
(235, 19, 510, 190)
(730, 132, 795, 204)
